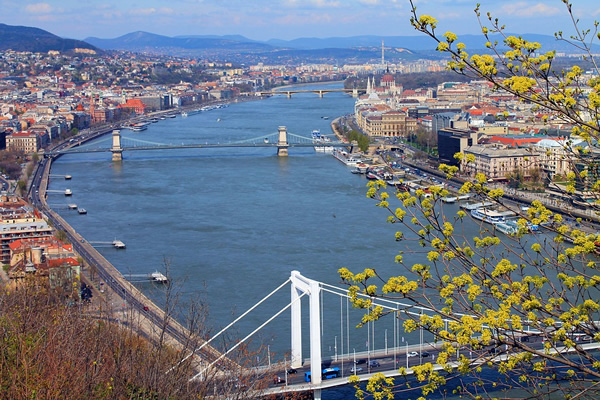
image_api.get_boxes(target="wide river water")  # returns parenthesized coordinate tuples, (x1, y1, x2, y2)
(47, 82, 536, 398)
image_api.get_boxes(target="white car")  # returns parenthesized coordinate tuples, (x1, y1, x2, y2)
(350, 366, 363, 373)
(407, 351, 419, 357)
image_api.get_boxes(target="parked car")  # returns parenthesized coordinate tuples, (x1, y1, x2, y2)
(287, 368, 297, 374)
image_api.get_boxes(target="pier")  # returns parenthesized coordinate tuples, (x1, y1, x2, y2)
(50, 174, 72, 180)
(45, 189, 72, 196)
(88, 239, 126, 249)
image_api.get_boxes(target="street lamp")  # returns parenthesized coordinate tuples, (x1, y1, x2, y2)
(353, 348, 356, 374)
(334, 336, 338, 361)
(406, 341, 409, 369)
(267, 345, 271, 368)
(385, 329, 388, 355)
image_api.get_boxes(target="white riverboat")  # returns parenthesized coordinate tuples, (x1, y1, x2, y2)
(460, 200, 494, 210)
(150, 271, 168, 283)
(441, 196, 458, 203)
(312, 130, 334, 153)
(470, 208, 507, 224)
(332, 148, 363, 167)
(496, 220, 520, 235)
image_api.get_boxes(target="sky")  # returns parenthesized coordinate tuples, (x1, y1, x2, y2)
(3, 0, 600, 41)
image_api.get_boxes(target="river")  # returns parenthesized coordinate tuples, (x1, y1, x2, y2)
(46, 82, 542, 399)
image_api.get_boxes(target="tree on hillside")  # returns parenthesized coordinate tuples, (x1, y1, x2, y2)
(341, 1, 600, 399)
(0, 273, 272, 400)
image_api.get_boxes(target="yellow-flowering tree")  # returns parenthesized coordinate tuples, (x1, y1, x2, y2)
(341, 1, 600, 398)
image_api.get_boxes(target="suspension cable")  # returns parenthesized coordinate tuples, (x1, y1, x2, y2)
(169, 278, 291, 372)
(190, 290, 307, 381)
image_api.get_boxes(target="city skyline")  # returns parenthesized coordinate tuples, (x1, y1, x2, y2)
(4, 0, 600, 42)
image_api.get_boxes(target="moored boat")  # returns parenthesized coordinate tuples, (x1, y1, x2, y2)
(441, 196, 458, 203)
(77, 208, 87, 214)
(470, 208, 506, 224)
(460, 200, 494, 210)
(150, 271, 168, 283)
(355, 163, 369, 174)
(332, 148, 363, 167)
(312, 130, 334, 153)
(496, 220, 519, 235)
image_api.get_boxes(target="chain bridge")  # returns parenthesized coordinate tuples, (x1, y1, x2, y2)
(45, 126, 350, 161)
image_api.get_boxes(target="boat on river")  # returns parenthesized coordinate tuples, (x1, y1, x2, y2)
(460, 200, 493, 210)
(332, 148, 363, 167)
(150, 271, 168, 283)
(312, 130, 334, 153)
(496, 220, 519, 235)
(470, 208, 507, 224)
(441, 196, 458, 203)
(77, 207, 87, 214)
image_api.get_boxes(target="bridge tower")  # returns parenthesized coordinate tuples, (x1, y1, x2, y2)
(286, 91, 292, 99)
(277, 126, 289, 157)
(290, 271, 322, 399)
(111, 130, 123, 161)
(352, 88, 359, 98)
(318, 90, 324, 98)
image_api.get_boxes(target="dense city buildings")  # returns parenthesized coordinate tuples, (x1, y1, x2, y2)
(0, 46, 598, 209)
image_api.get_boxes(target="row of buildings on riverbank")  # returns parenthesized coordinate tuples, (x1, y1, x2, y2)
(352, 70, 595, 191)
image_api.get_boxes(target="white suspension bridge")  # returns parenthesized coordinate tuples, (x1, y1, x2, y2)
(171, 270, 595, 399)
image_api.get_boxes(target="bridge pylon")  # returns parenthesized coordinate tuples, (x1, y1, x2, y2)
(277, 126, 289, 157)
(290, 271, 322, 398)
(111, 130, 123, 161)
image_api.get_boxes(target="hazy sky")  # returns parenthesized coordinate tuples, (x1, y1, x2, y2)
(4, 0, 600, 41)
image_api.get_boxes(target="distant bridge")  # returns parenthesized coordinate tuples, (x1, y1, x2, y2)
(244, 88, 367, 98)
(45, 126, 352, 161)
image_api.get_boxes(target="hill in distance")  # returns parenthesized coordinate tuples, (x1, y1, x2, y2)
(0, 23, 99, 54)
(85, 31, 273, 53)
(84, 30, 597, 63)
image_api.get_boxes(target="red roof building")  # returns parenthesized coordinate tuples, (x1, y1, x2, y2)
(118, 98, 147, 114)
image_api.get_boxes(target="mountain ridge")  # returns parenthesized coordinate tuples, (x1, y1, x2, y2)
(0, 23, 99, 53)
